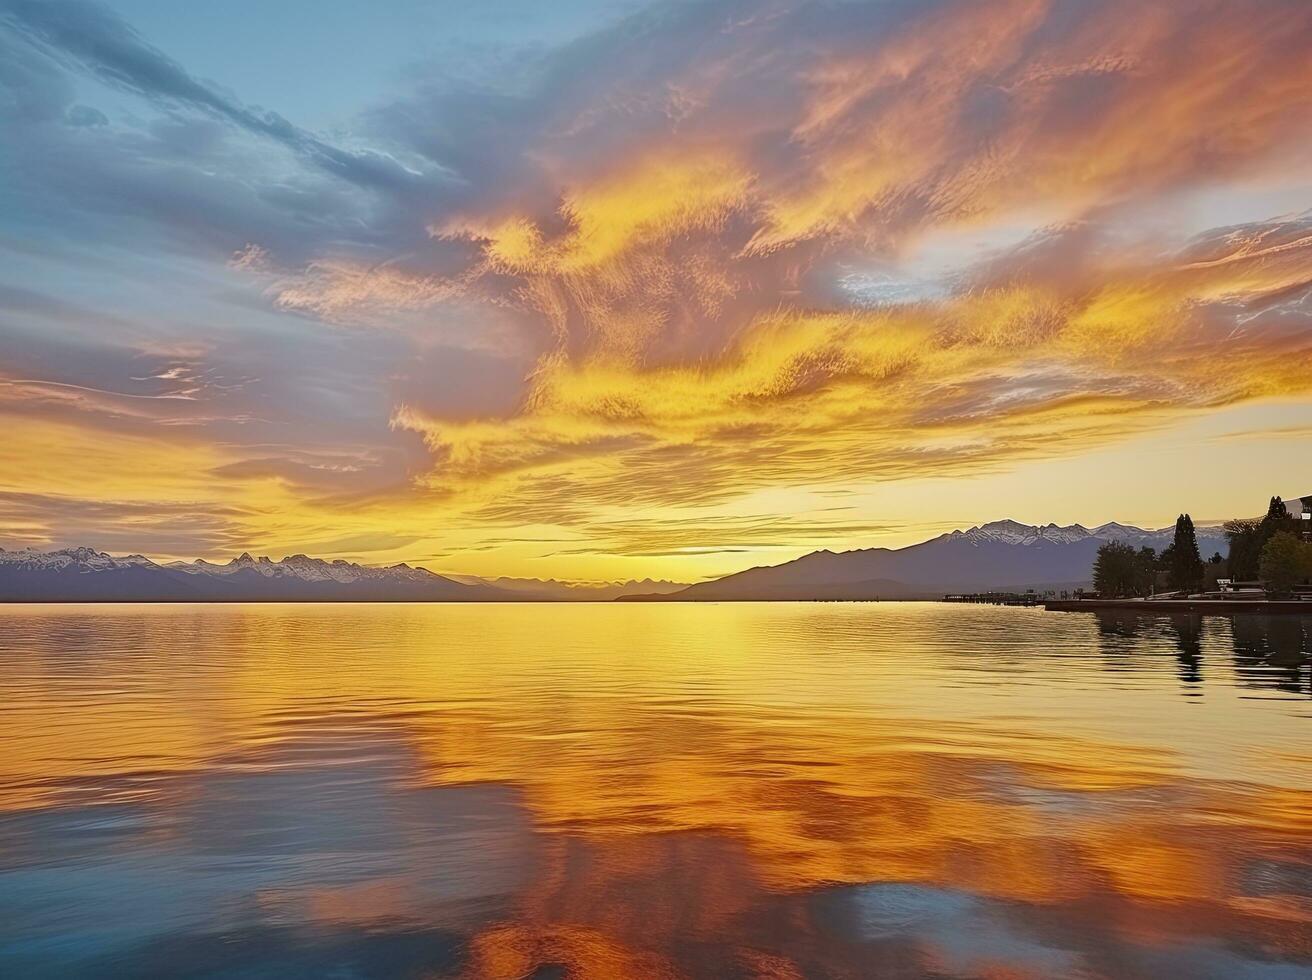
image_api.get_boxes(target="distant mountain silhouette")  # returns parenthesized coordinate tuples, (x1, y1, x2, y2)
(451, 575, 690, 601)
(623, 520, 1229, 601)
(0, 548, 510, 602)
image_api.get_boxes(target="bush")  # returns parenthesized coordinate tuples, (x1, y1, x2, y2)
(1259, 532, 1312, 595)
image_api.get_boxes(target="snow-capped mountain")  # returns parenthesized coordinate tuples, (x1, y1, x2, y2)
(179, 552, 465, 586)
(947, 520, 1091, 546)
(943, 520, 1219, 550)
(0, 546, 156, 573)
(0, 547, 510, 602)
(0, 545, 697, 603)
(628, 520, 1228, 601)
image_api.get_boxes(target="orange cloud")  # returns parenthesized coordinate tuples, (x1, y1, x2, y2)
(393, 221, 1312, 535)
(752, 0, 1312, 250)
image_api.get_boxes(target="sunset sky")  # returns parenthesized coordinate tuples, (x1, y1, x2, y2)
(2, 0, 1310, 583)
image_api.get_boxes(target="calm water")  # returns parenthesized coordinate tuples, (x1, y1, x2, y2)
(0, 603, 1309, 979)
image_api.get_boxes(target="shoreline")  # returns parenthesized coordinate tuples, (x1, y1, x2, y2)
(1044, 598, 1312, 615)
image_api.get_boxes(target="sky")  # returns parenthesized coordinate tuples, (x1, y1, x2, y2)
(1, 0, 1311, 584)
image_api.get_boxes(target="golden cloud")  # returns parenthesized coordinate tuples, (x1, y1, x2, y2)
(393, 216, 1312, 529)
(349, 0, 1312, 556)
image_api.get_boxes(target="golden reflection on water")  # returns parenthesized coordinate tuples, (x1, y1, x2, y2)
(0, 602, 1309, 978)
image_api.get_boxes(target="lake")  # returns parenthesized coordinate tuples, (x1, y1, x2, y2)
(0, 602, 1308, 978)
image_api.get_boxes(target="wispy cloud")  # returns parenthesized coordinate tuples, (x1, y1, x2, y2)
(1213, 424, 1312, 442)
(0, 0, 444, 192)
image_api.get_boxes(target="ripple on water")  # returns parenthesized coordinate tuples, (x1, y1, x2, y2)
(0, 602, 1308, 978)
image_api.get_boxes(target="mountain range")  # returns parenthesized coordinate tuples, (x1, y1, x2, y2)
(1, 520, 1227, 602)
(0, 548, 699, 603)
(0, 549, 506, 602)
(625, 520, 1230, 601)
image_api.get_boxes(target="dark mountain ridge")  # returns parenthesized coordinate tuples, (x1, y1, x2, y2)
(624, 520, 1229, 601)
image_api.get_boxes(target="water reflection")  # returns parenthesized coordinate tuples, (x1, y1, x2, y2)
(1232, 616, 1312, 697)
(1092, 610, 1312, 697)
(0, 603, 1309, 978)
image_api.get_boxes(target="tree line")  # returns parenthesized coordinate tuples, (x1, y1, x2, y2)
(1092, 497, 1312, 598)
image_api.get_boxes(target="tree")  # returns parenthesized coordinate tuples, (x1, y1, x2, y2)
(1139, 547, 1158, 575)
(1093, 541, 1156, 598)
(1266, 496, 1290, 523)
(1259, 531, 1311, 595)
(1225, 518, 1263, 580)
(1157, 542, 1176, 573)
(1259, 496, 1300, 544)
(1168, 514, 1204, 592)
(1139, 546, 1160, 595)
